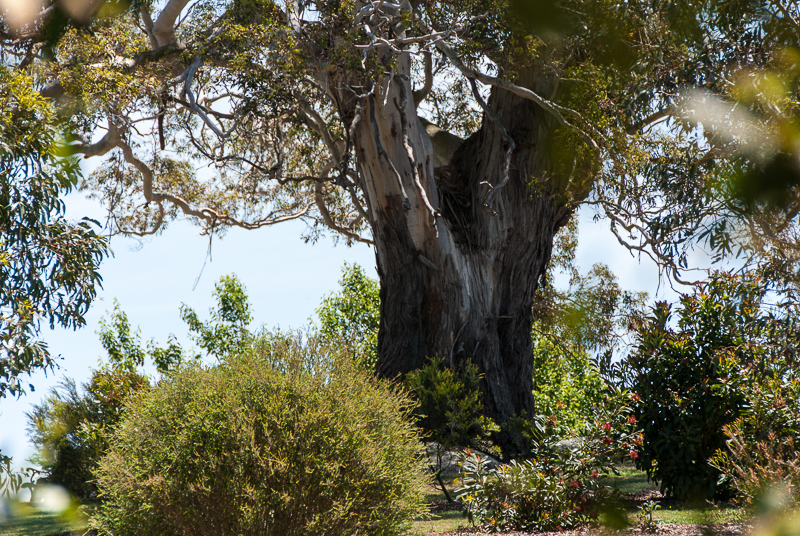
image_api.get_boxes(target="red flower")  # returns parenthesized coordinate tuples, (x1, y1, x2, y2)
(569, 480, 580, 489)
(629, 450, 639, 459)
(602, 422, 612, 431)
(627, 416, 637, 425)
(590, 470, 599, 479)
(602, 437, 612, 445)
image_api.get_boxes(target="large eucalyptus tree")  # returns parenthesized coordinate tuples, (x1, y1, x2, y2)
(3, 0, 798, 452)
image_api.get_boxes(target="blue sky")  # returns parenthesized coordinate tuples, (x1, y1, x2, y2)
(0, 192, 691, 471)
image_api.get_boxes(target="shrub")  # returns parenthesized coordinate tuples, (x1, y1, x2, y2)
(456, 450, 618, 532)
(406, 357, 498, 456)
(531, 335, 605, 438)
(627, 275, 762, 501)
(90, 337, 429, 536)
(711, 372, 800, 511)
(712, 428, 800, 513)
(405, 356, 498, 501)
(456, 394, 640, 533)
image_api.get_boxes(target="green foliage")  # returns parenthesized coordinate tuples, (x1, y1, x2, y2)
(626, 273, 782, 501)
(180, 274, 253, 362)
(0, 67, 108, 398)
(406, 357, 498, 456)
(456, 450, 619, 532)
(531, 336, 605, 437)
(25, 304, 183, 501)
(533, 230, 645, 438)
(90, 337, 429, 536)
(314, 263, 379, 371)
(458, 387, 641, 532)
(710, 356, 800, 511)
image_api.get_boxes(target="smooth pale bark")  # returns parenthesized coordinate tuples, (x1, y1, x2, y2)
(334, 57, 572, 457)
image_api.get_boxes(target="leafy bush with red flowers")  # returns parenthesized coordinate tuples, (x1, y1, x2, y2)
(627, 273, 800, 501)
(456, 389, 641, 532)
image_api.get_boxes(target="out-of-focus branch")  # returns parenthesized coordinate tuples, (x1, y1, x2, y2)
(152, 0, 191, 47)
(71, 120, 120, 157)
(625, 107, 672, 135)
(140, 6, 160, 50)
(412, 50, 432, 108)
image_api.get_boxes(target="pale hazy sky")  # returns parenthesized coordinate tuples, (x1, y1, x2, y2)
(0, 191, 693, 470)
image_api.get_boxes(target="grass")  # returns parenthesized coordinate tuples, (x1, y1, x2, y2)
(651, 502, 748, 525)
(0, 500, 88, 536)
(410, 478, 471, 535)
(602, 464, 748, 526)
(601, 464, 658, 495)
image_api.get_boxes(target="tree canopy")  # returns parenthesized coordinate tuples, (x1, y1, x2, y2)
(0, 0, 792, 274)
(0, 66, 108, 399)
(4, 0, 800, 451)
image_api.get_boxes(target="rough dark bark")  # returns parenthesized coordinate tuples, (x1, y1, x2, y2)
(335, 58, 572, 458)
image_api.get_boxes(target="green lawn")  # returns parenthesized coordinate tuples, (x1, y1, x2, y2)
(601, 464, 747, 526)
(0, 501, 88, 536)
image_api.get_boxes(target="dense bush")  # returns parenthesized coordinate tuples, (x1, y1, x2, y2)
(456, 450, 618, 532)
(531, 334, 605, 437)
(627, 274, 781, 501)
(711, 369, 800, 511)
(90, 338, 429, 536)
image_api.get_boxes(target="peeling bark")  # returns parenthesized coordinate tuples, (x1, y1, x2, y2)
(335, 58, 572, 457)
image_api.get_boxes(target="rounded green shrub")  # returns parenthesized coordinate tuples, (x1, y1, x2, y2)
(90, 340, 429, 536)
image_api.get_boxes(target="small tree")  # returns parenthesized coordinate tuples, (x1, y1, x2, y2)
(26, 303, 178, 500)
(626, 274, 784, 501)
(314, 263, 380, 371)
(406, 357, 498, 502)
(180, 274, 254, 362)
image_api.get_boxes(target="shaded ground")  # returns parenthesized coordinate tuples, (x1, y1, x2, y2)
(428, 523, 748, 536)
(419, 474, 750, 536)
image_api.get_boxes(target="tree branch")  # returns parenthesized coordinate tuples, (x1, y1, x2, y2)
(180, 57, 226, 139)
(433, 38, 601, 152)
(412, 50, 433, 108)
(152, 0, 191, 47)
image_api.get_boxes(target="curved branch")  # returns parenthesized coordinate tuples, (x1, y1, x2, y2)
(117, 137, 312, 234)
(180, 57, 226, 139)
(71, 120, 120, 158)
(433, 38, 601, 151)
(315, 182, 374, 245)
(152, 0, 191, 47)
(412, 50, 433, 108)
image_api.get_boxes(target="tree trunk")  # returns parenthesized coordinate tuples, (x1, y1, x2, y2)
(336, 57, 571, 458)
